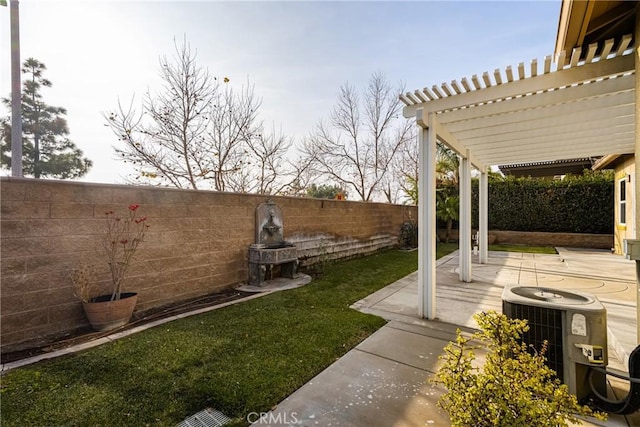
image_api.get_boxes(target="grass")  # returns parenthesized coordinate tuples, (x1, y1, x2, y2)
(488, 244, 557, 254)
(0, 245, 457, 427)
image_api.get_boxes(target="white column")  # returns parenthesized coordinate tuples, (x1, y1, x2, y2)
(479, 169, 489, 264)
(417, 110, 437, 319)
(459, 151, 472, 282)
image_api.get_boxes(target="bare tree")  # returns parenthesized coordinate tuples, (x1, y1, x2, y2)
(278, 150, 317, 197)
(223, 126, 287, 194)
(391, 136, 461, 205)
(104, 39, 262, 190)
(207, 82, 261, 191)
(218, 124, 316, 196)
(389, 124, 418, 204)
(303, 72, 412, 202)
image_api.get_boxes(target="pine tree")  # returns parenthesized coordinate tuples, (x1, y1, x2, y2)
(1, 58, 91, 178)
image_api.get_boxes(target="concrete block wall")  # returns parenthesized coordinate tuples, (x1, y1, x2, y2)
(488, 230, 613, 250)
(438, 229, 613, 249)
(1, 178, 416, 352)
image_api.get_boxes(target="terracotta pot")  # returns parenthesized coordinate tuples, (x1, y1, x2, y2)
(82, 292, 138, 332)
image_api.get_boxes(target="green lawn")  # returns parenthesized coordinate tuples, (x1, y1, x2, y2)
(488, 244, 557, 254)
(0, 246, 456, 427)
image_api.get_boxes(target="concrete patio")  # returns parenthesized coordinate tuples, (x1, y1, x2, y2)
(266, 248, 640, 426)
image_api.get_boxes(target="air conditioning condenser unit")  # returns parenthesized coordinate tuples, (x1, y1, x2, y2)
(502, 285, 607, 402)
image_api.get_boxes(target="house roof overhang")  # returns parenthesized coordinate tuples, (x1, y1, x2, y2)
(555, 0, 636, 62)
(498, 158, 597, 177)
(592, 153, 620, 170)
(591, 153, 635, 170)
(401, 34, 635, 172)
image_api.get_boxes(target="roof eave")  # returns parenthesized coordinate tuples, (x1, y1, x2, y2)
(592, 153, 623, 170)
(555, 0, 595, 58)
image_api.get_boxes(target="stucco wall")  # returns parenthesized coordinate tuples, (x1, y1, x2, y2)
(1, 178, 416, 352)
(614, 156, 636, 254)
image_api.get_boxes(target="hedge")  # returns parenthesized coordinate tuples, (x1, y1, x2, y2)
(438, 172, 614, 234)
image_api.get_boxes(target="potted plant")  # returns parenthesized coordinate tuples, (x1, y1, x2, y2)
(70, 204, 149, 332)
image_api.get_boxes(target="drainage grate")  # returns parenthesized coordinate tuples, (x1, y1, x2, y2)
(177, 408, 231, 427)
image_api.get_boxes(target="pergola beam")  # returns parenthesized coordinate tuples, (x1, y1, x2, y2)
(458, 115, 633, 146)
(442, 77, 634, 128)
(403, 52, 633, 117)
(443, 99, 635, 141)
(472, 129, 633, 157)
(477, 139, 633, 165)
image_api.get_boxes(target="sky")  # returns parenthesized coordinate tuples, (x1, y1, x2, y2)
(0, 0, 561, 185)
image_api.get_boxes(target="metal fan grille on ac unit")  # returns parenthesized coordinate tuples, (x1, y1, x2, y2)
(503, 301, 564, 381)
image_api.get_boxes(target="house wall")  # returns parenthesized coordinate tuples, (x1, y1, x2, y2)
(1, 178, 416, 353)
(614, 156, 636, 254)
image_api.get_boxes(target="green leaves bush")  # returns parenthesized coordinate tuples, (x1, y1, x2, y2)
(434, 311, 606, 427)
(439, 171, 614, 234)
(483, 173, 613, 234)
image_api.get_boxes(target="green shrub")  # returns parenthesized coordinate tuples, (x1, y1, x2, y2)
(438, 171, 614, 234)
(434, 311, 606, 427)
(481, 173, 613, 234)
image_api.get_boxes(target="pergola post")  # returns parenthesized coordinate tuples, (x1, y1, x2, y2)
(459, 151, 472, 282)
(479, 169, 489, 264)
(417, 110, 437, 319)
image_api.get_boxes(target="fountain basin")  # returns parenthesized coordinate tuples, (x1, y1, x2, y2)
(249, 243, 297, 265)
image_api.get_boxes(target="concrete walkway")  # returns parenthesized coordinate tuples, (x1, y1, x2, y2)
(266, 249, 640, 426)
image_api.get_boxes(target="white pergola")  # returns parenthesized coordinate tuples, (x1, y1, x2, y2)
(401, 35, 636, 319)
